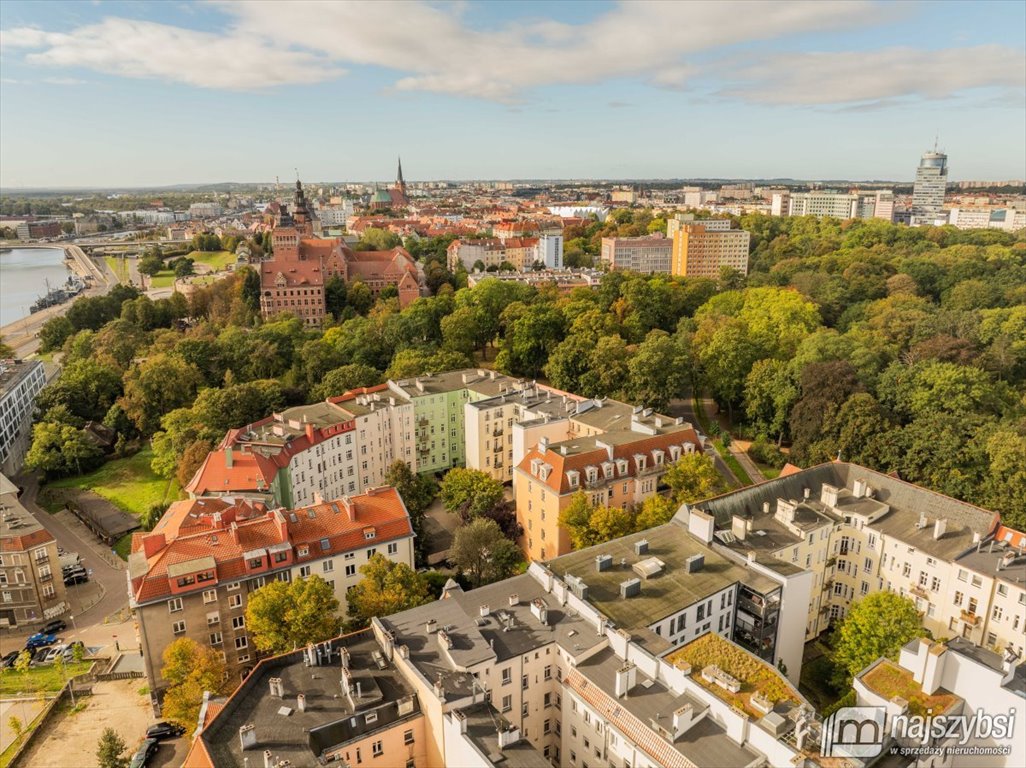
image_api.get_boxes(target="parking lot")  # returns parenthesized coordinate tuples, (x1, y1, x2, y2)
(18, 678, 184, 768)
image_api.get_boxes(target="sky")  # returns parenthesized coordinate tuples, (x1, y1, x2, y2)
(1, 0, 1024, 188)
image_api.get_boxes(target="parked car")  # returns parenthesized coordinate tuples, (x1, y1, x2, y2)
(62, 641, 85, 661)
(30, 646, 53, 666)
(1, 651, 20, 669)
(41, 645, 67, 664)
(145, 722, 185, 740)
(64, 571, 88, 586)
(41, 619, 67, 634)
(128, 738, 159, 768)
(26, 632, 57, 650)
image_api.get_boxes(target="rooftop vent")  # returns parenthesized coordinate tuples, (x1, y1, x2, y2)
(596, 554, 613, 572)
(634, 539, 649, 556)
(685, 554, 705, 573)
(632, 557, 665, 579)
(620, 578, 642, 599)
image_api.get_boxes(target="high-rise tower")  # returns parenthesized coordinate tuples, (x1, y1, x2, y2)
(911, 147, 948, 225)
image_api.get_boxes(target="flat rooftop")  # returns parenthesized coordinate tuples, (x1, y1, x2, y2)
(460, 704, 549, 768)
(548, 520, 777, 632)
(381, 573, 604, 702)
(392, 369, 519, 398)
(574, 647, 761, 768)
(0, 359, 42, 398)
(200, 631, 420, 766)
(0, 477, 48, 542)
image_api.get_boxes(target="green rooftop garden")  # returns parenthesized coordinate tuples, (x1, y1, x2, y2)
(861, 660, 957, 718)
(667, 632, 801, 719)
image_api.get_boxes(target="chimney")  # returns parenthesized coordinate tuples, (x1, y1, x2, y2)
(508, 593, 520, 606)
(672, 704, 696, 738)
(433, 674, 445, 699)
(296, 693, 306, 712)
(539, 436, 549, 452)
(852, 479, 865, 498)
(497, 725, 521, 749)
(614, 661, 637, 698)
(426, 618, 437, 634)
(820, 484, 839, 507)
(305, 422, 316, 442)
(263, 750, 274, 768)
(239, 724, 257, 750)
(269, 677, 284, 698)
(803, 487, 810, 501)
(687, 509, 715, 544)
(225, 446, 234, 468)
(933, 518, 947, 540)
(454, 709, 468, 734)
(480, 604, 490, 617)
(731, 515, 747, 541)
(762, 501, 771, 515)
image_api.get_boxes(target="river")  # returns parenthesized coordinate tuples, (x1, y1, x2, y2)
(0, 247, 71, 327)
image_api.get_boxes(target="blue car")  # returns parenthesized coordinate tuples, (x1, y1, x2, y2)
(26, 633, 57, 650)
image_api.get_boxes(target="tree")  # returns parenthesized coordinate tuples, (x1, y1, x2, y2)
(176, 439, 213, 488)
(635, 495, 677, 530)
(356, 228, 401, 251)
(160, 638, 228, 729)
(384, 460, 437, 564)
(559, 492, 597, 550)
(324, 274, 347, 319)
(347, 554, 431, 629)
(743, 359, 798, 445)
(832, 592, 923, 685)
(173, 257, 195, 278)
(119, 354, 204, 434)
(347, 281, 374, 315)
(662, 453, 724, 504)
(626, 330, 688, 411)
(25, 422, 104, 478)
(497, 303, 566, 377)
(96, 727, 128, 768)
(246, 576, 341, 654)
(450, 518, 521, 588)
(38, 315, 74, 352)
(439, 468, 505, 520)
(137, 254, 164, 277)
(311, 363, 382, 401)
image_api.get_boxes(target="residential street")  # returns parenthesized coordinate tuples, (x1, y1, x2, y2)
(0, 475, 132, 655)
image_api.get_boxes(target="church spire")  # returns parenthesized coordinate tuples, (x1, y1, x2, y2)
(397, 156, 405, 186)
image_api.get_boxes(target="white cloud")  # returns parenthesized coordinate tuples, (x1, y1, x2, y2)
(722, 45, 1026, 106)
(222, 0, 873, 101)
(1, 1, 1023, 110)
(6, 19, 343, 89)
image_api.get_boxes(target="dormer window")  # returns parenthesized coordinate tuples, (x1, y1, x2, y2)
(298, 545, 310, 557)
(567, 471, 580, 488)
(602, 462, 614, 479)
(635, 454, 647, 472)
(364, 528, 376, 540)
(653, 450, 665, 466)
(683, 441, 696, 454)
(616, 459, 628, 476)
(585, 466, 598, 484)
(669, 445, 681, 462)
(248, 557, 263, 569)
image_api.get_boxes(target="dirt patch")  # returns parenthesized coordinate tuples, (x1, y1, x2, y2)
(20, 679, 155, 768)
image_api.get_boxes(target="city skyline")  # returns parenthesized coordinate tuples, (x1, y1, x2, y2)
(1, 0, 1024, 187)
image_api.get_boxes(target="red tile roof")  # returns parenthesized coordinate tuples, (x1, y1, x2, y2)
(516, 428, 702, 495)
(131, 487, 412, 606)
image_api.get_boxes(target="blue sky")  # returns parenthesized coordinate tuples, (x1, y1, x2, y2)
(1, 0, 1024, 187)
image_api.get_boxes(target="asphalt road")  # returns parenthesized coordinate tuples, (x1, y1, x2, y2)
(0, 476, 130, 654)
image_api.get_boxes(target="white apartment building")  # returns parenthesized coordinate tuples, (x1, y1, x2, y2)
(694, 463, 1024, 657)
(599, 235, 673, 273)
(537, 233, 563, 269)
(787, 191, 860, 219)
(317, 201, 355, 227)
(0, 359, 46, 476)
(948, 206, 1026, 231)
(912, 149, 949, 225)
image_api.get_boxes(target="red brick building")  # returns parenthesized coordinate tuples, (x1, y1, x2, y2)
(260, 181, 421, 325)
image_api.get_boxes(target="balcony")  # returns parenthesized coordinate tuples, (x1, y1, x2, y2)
(39, 572, 53, 583)
(910, 585, 929, 599)
(492, 427, 504, 437)
(826, 556, 837, 568)
(960, 610, 981, 627)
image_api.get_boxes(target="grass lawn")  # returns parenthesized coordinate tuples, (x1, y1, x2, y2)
(0, 662, 92, 697)
(149, 270, 176, 288)
(46, 448, 180, 518)
(186, 250, 235, 270)
(751, 459, 782, 480)
(690, 393, 753, 487)
(113, 533, 134, 561)
(103, 256, 129, 283)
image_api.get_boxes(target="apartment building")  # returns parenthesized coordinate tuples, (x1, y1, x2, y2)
(0, 359, 47, 476)
(448, 233, 563, 272)
(912, 149, 949, 225)
(129, 488, 415, 695)
(853, 636, 1025, 768)
(514, 421, 702, 561)
(330, 384, 418, 479)
(692, 462, 1024, 656)
(599, 235, 672, 273)
(670, 223, 750, 278)
(186, 532, 822, 768)
(0, 474, 68, 628)
(388, 370, 519, 474)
